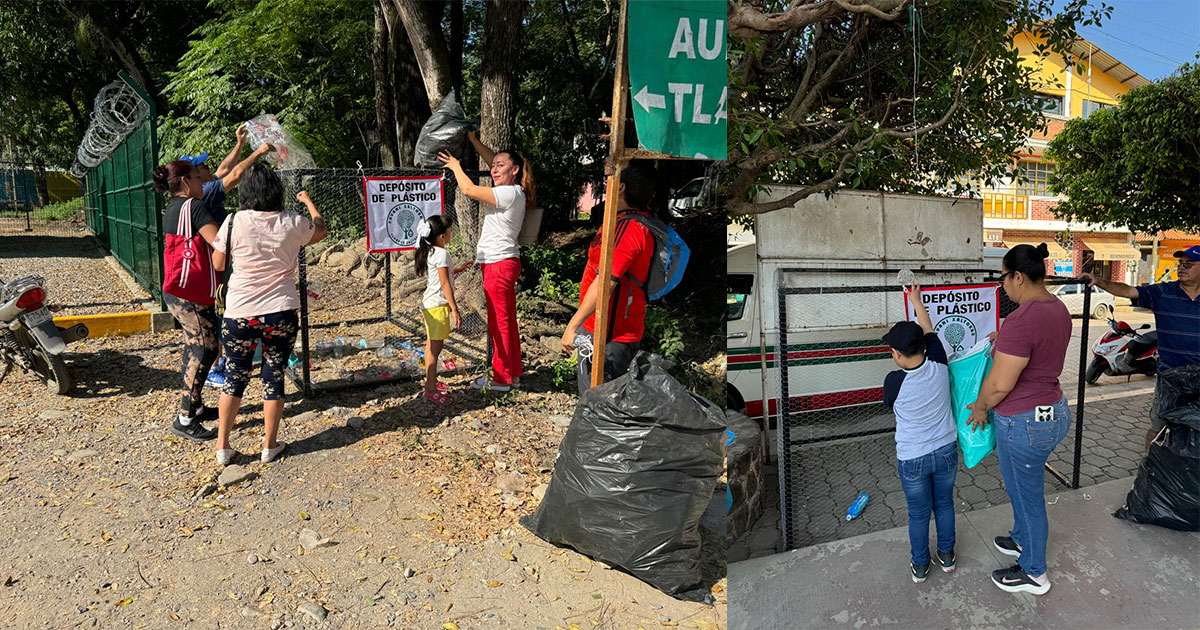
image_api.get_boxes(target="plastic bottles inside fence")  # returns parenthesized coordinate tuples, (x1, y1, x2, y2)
(356, 338, 385, 350)
(846, 493, 869, 521)
(305, 278, 324, 300)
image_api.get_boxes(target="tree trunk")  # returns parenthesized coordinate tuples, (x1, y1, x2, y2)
(383, 1, 431, 167)
(451, 0, 464, 95)
(372, 0, 397, 168)
(479, 0, 526, 162)
(393, 0, 455, 110)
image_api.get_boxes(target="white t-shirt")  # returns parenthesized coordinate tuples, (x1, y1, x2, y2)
(422, 246, 452, 310)
(475, 185, 525, 264)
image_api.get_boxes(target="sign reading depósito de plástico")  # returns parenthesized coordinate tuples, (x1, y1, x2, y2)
(364, 176, 444, 253)
(905, 284, 1000, 355)
(627, 0, 727, 159)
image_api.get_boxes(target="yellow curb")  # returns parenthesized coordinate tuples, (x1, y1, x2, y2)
(52, 311, 152, 338)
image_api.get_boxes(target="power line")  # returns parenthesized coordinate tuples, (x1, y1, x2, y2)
(1115, 8, 1200, 42)
(1106, 21, 1196, 50)
(1080, 27, 1190, 65)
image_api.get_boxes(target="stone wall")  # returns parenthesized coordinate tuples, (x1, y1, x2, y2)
(726, 411, 765, 540)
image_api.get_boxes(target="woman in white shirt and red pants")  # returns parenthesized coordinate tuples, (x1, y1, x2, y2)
(438, 133, 535, 392)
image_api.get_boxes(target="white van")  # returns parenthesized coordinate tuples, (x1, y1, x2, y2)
(727, 190, 986, 424)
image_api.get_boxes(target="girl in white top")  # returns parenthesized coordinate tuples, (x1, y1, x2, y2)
(437, 134, 536, 391)
(415, 214, 469, 404)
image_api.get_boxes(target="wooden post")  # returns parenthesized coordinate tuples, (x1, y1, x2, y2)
(591, 0, 630, 388)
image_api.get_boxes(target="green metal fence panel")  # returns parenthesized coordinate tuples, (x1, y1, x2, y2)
(81, 73, 163, 302)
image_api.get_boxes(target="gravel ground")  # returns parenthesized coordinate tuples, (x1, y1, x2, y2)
(0, 232, 152, 316)
(0, 330, 727, 629)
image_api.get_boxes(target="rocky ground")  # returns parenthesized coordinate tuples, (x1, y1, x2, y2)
(0, 329, 727, 629)
(0, 232, 151, 316)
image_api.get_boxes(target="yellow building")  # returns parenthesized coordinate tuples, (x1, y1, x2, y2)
(970, 33, 1156, 283)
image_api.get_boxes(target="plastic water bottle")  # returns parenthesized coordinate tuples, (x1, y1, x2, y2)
(375, 346, 398, 359)
(846, 493, 869, 521)
(305, 278, 324, 300)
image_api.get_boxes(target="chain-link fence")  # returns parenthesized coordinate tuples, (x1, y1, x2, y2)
(0, 162, 87, 238)
(773, 267, 1093, 550)
(277, 168, 490, 395)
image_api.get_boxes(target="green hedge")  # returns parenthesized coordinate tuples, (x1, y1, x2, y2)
(31, 197, 82, 221)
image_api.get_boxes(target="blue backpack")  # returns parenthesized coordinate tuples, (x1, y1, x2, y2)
(619, 214, 690, 300)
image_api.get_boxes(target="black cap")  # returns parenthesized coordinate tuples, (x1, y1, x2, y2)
(882, 321, 925, 354)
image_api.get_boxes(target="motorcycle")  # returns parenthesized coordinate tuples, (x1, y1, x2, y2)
(0, 276, 89, 394)
(1085, 303, 1157, 385)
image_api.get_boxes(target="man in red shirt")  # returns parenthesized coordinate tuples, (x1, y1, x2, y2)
(561, 167, 656, 391)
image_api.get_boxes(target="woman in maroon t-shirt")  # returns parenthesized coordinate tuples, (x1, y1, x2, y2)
(967, 243, 1072, 596)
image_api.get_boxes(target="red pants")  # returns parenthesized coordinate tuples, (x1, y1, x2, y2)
(481, 258, 522, 384)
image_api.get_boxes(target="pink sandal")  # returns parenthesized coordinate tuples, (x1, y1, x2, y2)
(424, 390, 449, 405)
(436, 382, 449, 393)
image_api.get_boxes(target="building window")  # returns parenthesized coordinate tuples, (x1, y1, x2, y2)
(1081, 99, 1115, 119)
(1017, 160, 1056, 197)
(1035, 93, 1064, 116)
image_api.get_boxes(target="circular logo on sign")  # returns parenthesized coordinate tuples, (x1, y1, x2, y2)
(385, 203, 423, 247)
(935, 316, 977, 353)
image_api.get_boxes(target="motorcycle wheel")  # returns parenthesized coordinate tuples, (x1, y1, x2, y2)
(30, 346, 72, 394)
(1084, 359, 1106, 385)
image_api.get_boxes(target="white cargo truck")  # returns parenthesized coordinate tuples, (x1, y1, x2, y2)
(727, 189, 989, 431)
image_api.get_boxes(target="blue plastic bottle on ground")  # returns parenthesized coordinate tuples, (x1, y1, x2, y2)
(846, 493, 869, 521)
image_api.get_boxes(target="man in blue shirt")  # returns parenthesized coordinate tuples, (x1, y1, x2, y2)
(180, 126, 274, 226)
(1083, 244, 1200, 448)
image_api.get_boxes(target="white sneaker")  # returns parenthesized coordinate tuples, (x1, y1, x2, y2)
(216, 449, 236, 466)
(471, 377, 512, 392)
(261, 442, 287, 464)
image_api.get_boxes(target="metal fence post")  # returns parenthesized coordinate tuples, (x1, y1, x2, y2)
(776, 279, 794, 551)
(1073, 282, 1091, 488)
(298, 247, 313, 397)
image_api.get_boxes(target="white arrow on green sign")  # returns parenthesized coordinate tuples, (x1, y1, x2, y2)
(627, 0, 727, 160)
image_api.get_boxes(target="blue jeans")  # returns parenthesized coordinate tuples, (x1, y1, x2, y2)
(898, 441, 958, 566)
(992, 396, 1071, 577)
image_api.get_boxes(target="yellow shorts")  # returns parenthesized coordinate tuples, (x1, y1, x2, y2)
(422, 305, 451, 341)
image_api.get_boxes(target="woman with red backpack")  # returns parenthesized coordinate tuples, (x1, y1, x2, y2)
(154, 160, 222, 443)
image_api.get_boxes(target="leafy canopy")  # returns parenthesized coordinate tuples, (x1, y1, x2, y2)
(1046, 63, 1200, 233)
(726, 0, 1111, 216)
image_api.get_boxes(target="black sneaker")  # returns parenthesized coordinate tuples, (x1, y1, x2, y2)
(191, 405, 218, 423)
(994, 536, 1022, 558)
(911, 562, 929, 584)
(171, 417, 217, 442)
(937, 549, 956, 572)
(992, 564, 1050, 595)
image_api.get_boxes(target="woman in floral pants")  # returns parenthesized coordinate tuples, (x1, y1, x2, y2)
(210, 164, 327, 466)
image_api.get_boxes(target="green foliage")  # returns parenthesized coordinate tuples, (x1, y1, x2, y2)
(727, 0, 1111, 214)
(549, 354, 578, 392)
(644, 306, 685, 362)
(159, 0, 374, 168)
(31, 198, 83, 221)
(1046, 64, 1200, 233)
(522, 243, 585, 299)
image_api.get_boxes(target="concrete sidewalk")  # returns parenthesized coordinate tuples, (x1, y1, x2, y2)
(729, 477, 1200, 630)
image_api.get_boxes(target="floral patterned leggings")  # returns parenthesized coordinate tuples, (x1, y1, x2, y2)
(164, 294, 220, 416)
(220, 311, 300, 400)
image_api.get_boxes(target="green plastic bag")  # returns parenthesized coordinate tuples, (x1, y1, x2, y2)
(948, 339, 996, 468)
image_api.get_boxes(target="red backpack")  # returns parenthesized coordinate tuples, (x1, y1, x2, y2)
(162, 198, 218, 305)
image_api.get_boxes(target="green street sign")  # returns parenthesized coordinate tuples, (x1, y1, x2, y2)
(626, 0, 727, 159)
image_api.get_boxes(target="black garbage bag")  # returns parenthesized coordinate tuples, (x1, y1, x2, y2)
(521, 353, 726, 599)
(414, 89, 478, 168)
(1113, 364, 1200, 531)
